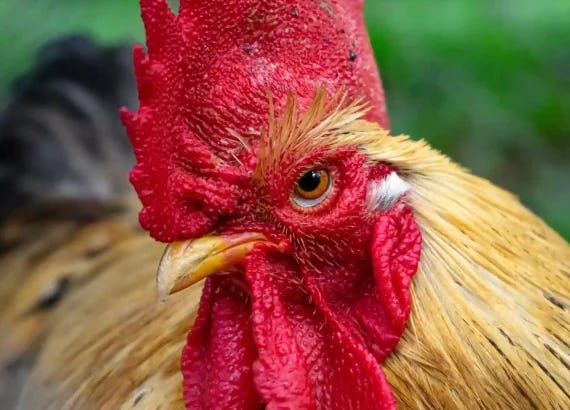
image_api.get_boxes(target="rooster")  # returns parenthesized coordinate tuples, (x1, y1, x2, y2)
(1, 0, 569, 409)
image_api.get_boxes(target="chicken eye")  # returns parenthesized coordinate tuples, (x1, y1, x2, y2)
(292, 169, 332, 208)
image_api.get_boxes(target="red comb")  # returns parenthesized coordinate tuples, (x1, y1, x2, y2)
(122, 0, 389, 242)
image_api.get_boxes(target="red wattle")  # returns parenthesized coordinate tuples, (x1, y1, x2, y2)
(181, 203, 421, 410)
(246, 247, 396, 410)
(181, 277, 261, 408)
(371, 206, 422, 335)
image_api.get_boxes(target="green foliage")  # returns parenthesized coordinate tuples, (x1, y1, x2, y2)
(0, 0, 143, 86)
(365, 0, 570, 239)
(0, 0, 568, 238)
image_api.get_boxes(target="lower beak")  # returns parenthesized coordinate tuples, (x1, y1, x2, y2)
(156, 232, 268, 299)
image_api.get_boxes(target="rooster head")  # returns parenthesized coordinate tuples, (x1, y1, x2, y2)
(122, 0, 421, 408)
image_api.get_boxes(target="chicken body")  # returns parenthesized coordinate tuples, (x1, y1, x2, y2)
(0, 204, 193, 409)
(1, 113, 569, 409)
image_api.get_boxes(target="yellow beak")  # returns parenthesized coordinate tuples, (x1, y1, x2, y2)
(156, 232, 268, 299)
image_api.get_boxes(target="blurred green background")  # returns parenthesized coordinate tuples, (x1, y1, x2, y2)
(0, 0, 568, 238)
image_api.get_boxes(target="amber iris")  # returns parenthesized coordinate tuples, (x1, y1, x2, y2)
(294, 170, 330, 200)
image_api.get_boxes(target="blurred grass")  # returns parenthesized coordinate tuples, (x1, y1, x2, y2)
(0, 0, 568, 238)
(365, 0, 570, 239)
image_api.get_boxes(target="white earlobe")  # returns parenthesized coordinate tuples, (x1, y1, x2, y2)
(367, 172, 409, 213)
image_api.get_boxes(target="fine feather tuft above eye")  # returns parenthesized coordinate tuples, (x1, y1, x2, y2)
(253, 88, 369, 185)
(367, 172, 409, 213)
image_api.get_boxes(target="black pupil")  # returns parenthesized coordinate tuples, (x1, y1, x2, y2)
(298, 170, 322, 192)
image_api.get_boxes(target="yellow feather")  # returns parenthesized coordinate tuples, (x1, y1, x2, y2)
(256, 95, 570, 408)
(325, 116, 570, 409)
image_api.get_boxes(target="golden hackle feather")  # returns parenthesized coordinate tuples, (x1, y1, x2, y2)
(356, 132, 570, 409)
(256, 96, 570, 407)
(1, 95, 568, 409)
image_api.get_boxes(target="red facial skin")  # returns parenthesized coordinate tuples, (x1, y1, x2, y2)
(123, 1, 422, 409)
(180, 150, 422, 409)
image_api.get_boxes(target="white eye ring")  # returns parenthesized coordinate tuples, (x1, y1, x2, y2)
(291, 169, 333, 208)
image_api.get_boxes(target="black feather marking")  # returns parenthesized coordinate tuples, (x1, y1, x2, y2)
(34, 276, 71, 311)
(527, 353, 570, 401)
(544, 292, 567, 310)
(0, 35, 137, 222)
(544, 344, 570, 371)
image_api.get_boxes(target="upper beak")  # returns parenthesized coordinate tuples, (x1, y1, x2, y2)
(156, 232, 269, 299)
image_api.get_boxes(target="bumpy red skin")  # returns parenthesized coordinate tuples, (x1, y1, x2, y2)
(123, 1, 422, 409)
(122, 0, 388, 243)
